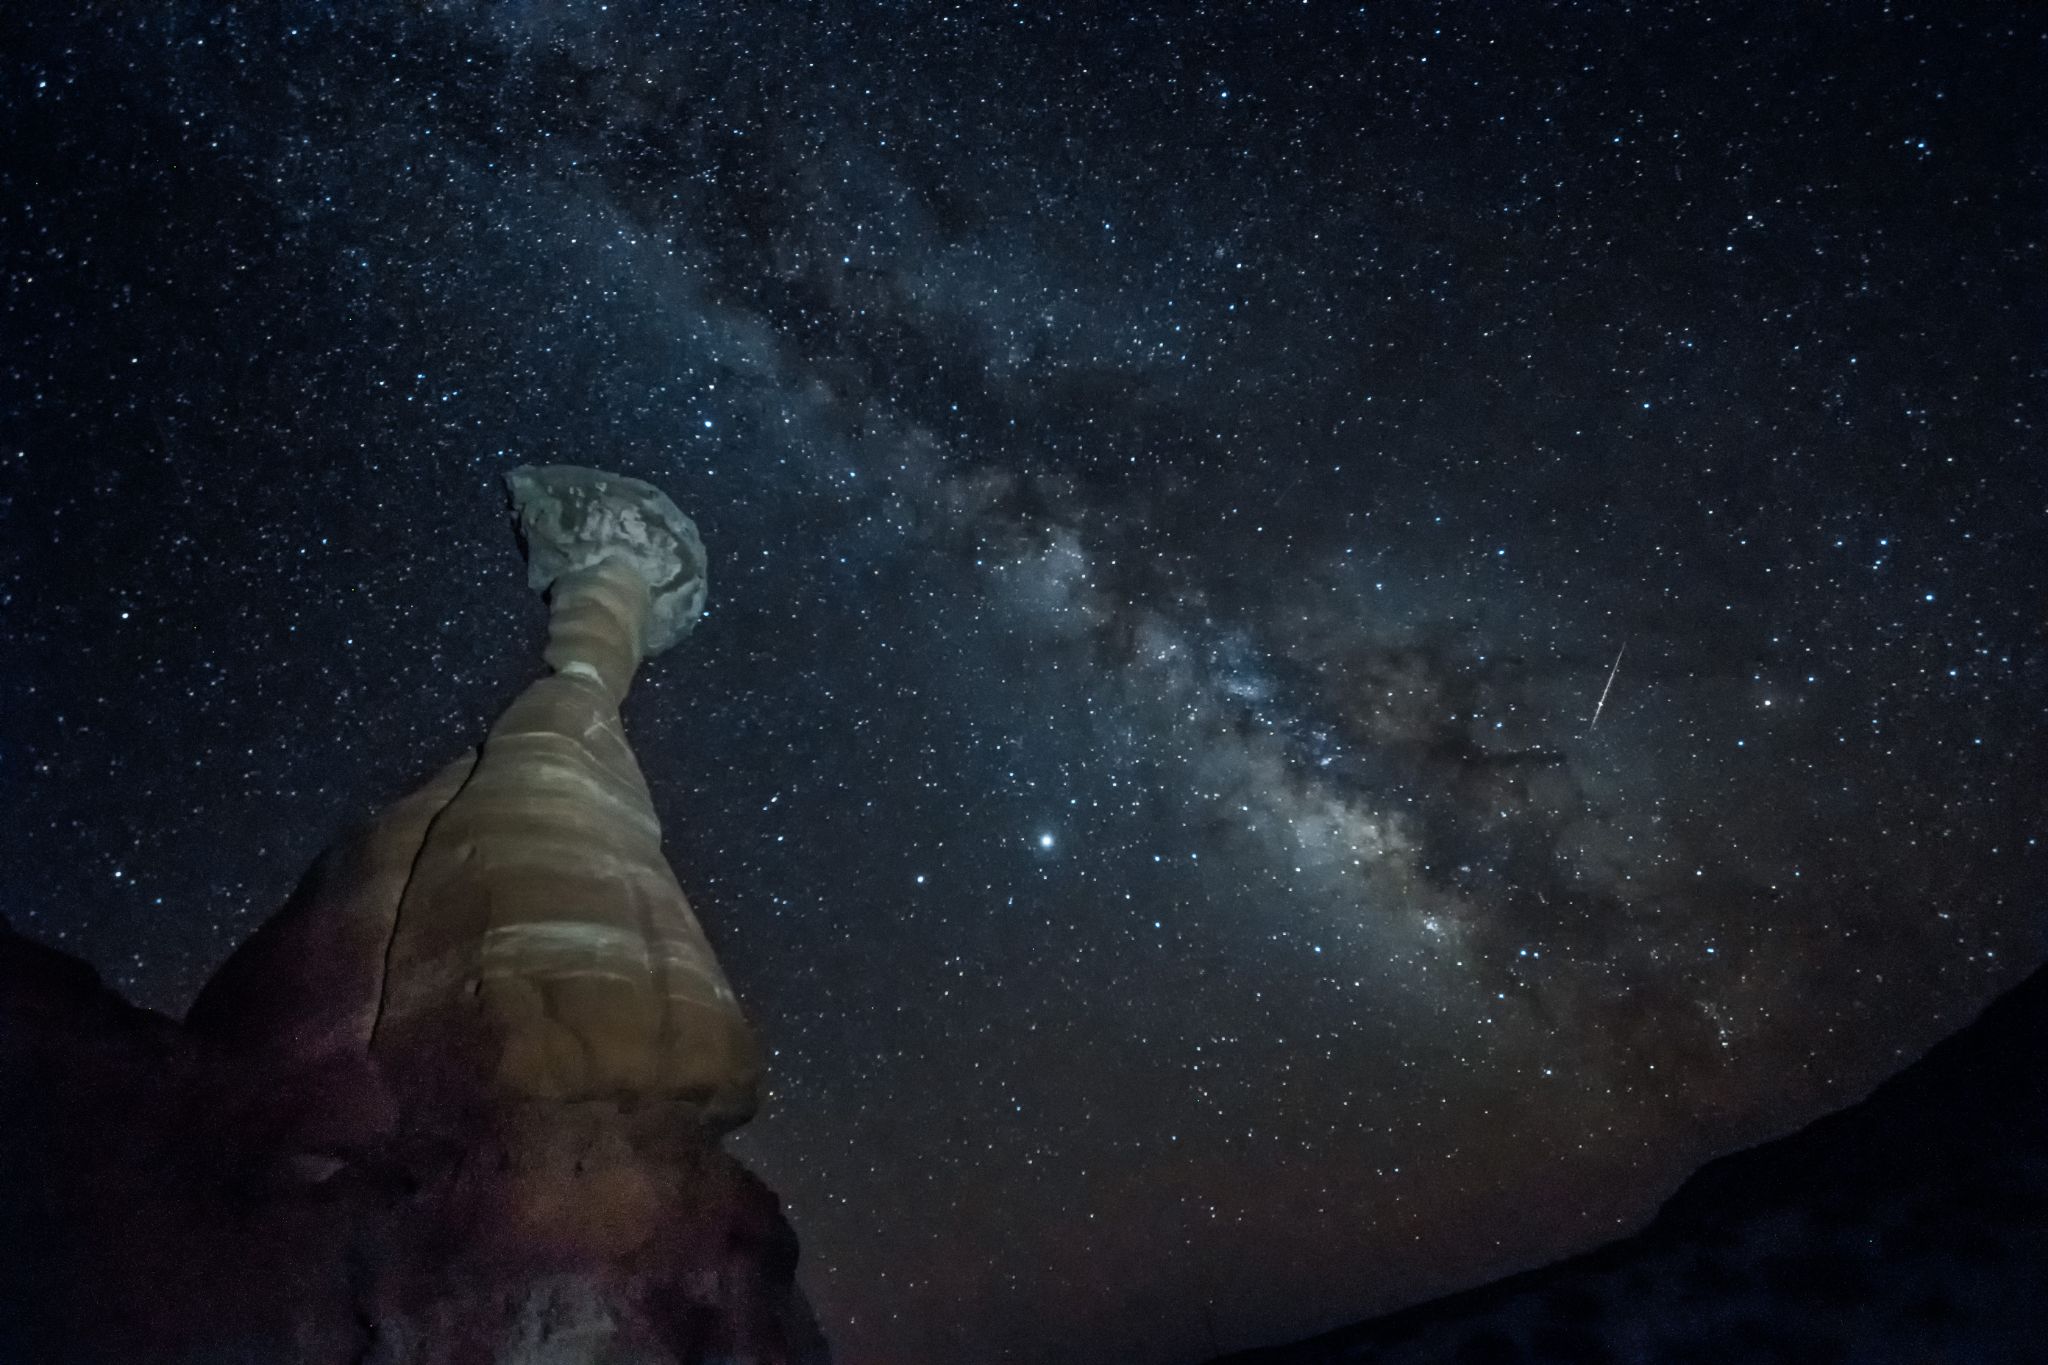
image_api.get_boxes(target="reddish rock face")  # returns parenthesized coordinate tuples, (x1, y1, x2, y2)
(1, 469, 826, 1365)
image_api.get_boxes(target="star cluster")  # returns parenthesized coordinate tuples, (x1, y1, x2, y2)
(4, 3, 2045, 1361)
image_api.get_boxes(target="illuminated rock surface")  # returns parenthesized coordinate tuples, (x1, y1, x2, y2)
(0, 469, 825, 1365)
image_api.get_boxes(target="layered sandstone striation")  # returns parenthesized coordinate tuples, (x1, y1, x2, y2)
(362, 469, 760, 1124)
(2, 467, 824, 1365)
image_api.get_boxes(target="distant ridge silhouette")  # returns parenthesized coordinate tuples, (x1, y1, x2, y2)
(1216, 963, 2048, 1364)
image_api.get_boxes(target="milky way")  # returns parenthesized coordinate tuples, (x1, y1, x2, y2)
(5, 4, 2045, 1361)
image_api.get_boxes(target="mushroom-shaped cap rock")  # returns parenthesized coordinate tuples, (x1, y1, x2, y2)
(504, 464, 708, 655)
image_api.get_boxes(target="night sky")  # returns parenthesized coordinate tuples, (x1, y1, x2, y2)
(5, 3, 2045, 1362)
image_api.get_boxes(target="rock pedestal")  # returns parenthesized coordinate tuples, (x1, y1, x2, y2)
(368, 555, 760, 1127)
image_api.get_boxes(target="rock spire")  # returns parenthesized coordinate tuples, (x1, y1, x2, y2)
(2, 467, 826, 1365)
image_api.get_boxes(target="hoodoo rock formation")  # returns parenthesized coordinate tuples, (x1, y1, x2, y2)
(0, 468, 828, 1365)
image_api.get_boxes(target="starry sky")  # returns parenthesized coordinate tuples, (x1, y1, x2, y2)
(4, 3, 2045, 1361)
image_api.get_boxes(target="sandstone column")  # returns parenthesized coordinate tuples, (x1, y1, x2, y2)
(366, 465, 761, 1127)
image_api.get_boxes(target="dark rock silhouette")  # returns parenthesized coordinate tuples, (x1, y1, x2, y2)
(0, 468, 828, 1365)
(1215, 964, 2048, 1364)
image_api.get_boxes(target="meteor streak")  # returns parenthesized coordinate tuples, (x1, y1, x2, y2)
(1588, 642, 1626, 731)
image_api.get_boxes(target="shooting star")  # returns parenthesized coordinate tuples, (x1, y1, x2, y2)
(1588, 642, 1626, 732)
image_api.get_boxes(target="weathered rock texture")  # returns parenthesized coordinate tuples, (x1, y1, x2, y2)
(1, 468, 825, 1365)
(507, 463, 709, 657)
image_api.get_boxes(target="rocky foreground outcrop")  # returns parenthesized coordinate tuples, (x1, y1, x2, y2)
(1, 912, 824, 1365)
(1215, 964, 2048, 1365)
